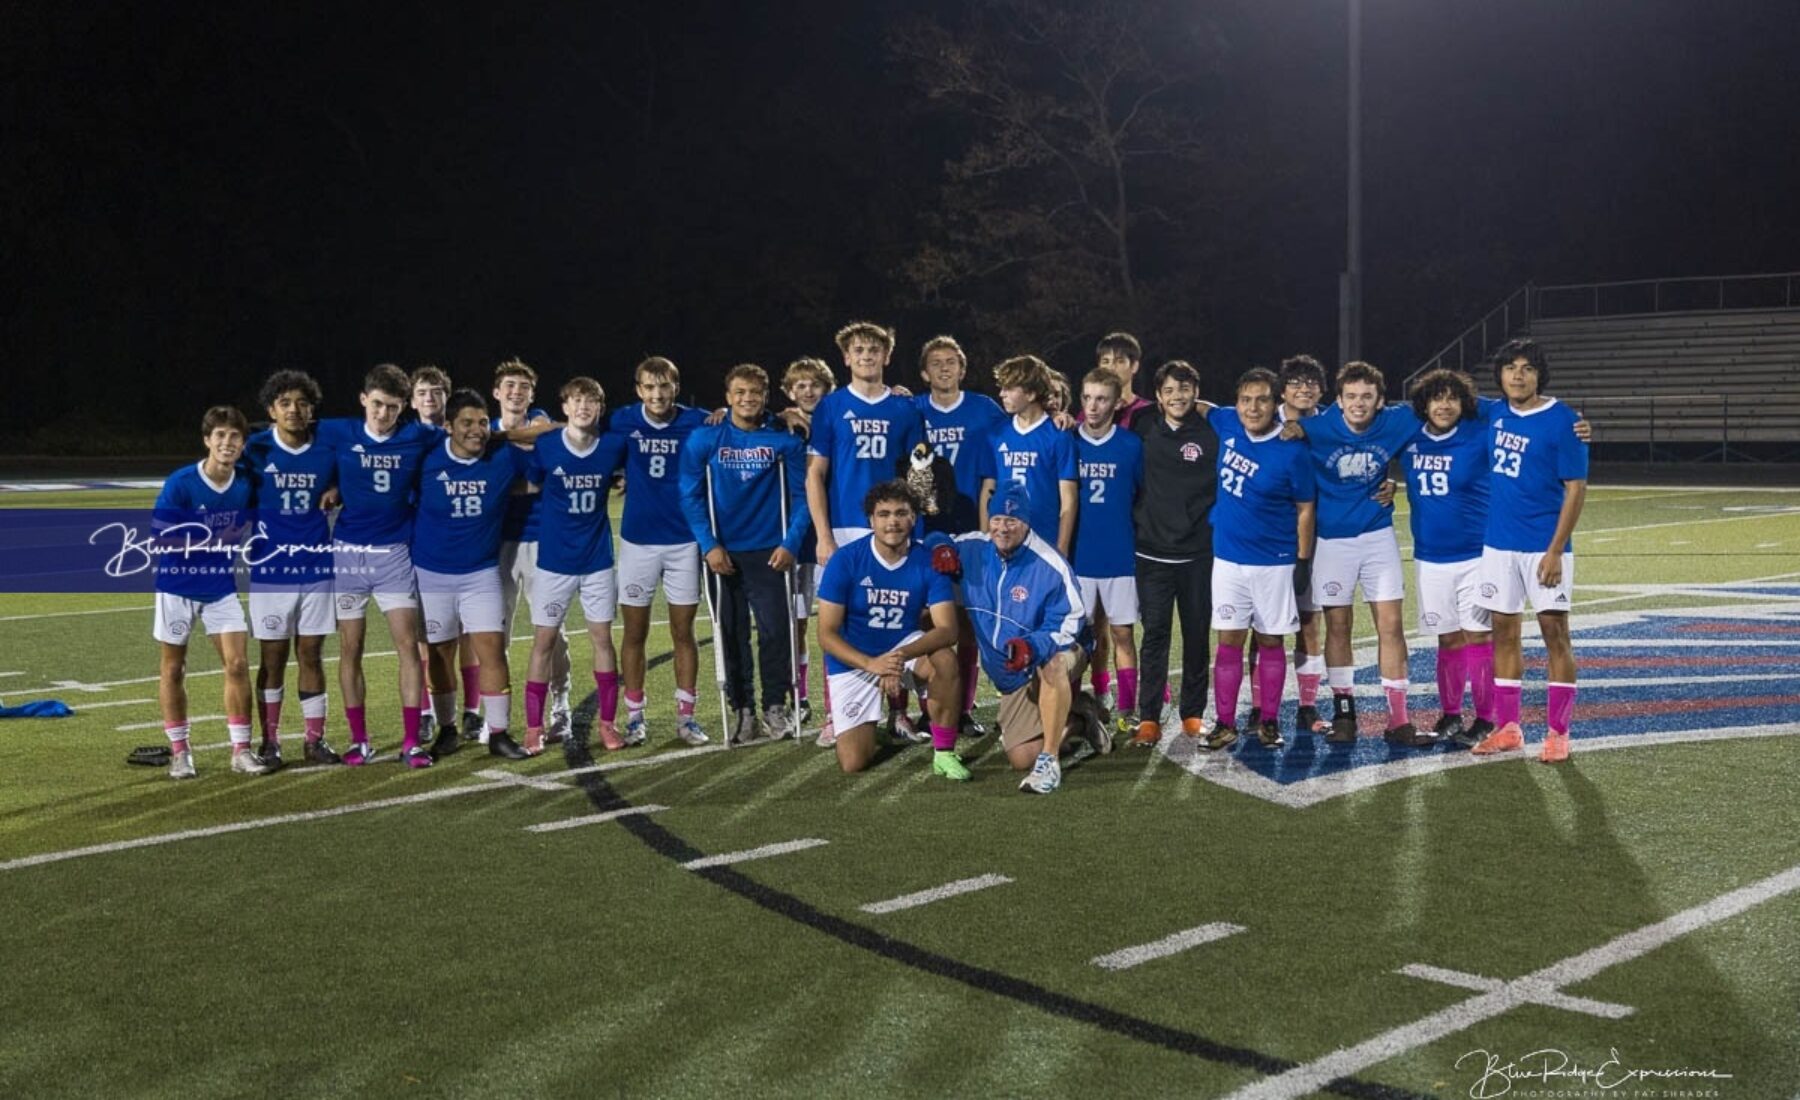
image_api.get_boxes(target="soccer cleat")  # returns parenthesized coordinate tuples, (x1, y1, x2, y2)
(1257, 719, 1285, 749)
(596, 720, 626, 752)
(1181, 717, 1207, 738)
(128, 745, 172, 767)
(167, 750, 197, 780)
(545, 707, 571, 746)
(486, 731, 531, 760)
(431, 725, 461, 760)
(400, 745, 434, 769)
(959, 712, 988, 740)
(1114, 714, 1137, 741)
(1130, 720, 1162, 748)
(1384, 722, 1431, 747)
(256, 739, 284, 771)
(1019, 752, 1061, 794)
(461, 711, 486, 743)
(1201, 724, 1238, 751)
(931, 749, 972, 782)
(1432, 713, 1466, 742)
(889, 711, 929, 745)
(797, 699, 813, 727)
(1329, 694, 1358, 743)
(815, 722, 837, 748)
(1294, 704, 1327, 734)
(1239, 709, 1261, 734)
(1471, 722, 1524, 755)
(342, 740, 376, 767)
(1539, 730, 1571, 764)
(231, 750, 271, 776)
(521, 728, 546, 757)
(1460, 717, 1494, 748)
(676, 715, 710, 746)
(622, 714, 648, 747)
(304, 738, 342, 766)
(761, 703, 793, 742)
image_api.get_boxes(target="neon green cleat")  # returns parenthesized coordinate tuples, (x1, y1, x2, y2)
(931, 749, 972, 782)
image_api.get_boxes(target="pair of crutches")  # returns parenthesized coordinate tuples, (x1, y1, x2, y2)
(700, 456, 804, 749)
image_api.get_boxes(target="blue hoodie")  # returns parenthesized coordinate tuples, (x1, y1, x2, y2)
(678, 419, 810, 555)
(927, 516, 1087, 695)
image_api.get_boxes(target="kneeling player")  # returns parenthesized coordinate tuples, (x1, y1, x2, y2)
(816, 482, 962, 776)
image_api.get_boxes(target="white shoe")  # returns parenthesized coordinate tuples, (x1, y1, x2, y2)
(230, 750, 270, 776)
(545, 707, 571, 745)
(761, 703, 793, 741)
(1019, 753, 1061, 794)
(622, 713, 649, 747)
(731, 708, 761, 745)
(168, 750, 196, 780)
(676, 715, 710, 746)
(815, 722, 837, 748)
(889, 711, 929, 745)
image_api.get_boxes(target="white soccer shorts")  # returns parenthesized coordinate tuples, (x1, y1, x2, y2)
(1476, 547, 1575, 617)
(1210, 559, 1300, 635)
(497, 539, 543, 637)
(153, 592, 247, 645)
(417, 567, 505, 644)
(533, 567, 618, 629)
(1416, 558, 1491, 635)
(332, 543, 418, 619)
(1312, 528, 1405, 606)
(1078, 575, 1139, 626)
(791, 562, 817, 620)
(826, 630, 925, 732)
(249, 581, 335, 641)
(617, 539, 702, 608)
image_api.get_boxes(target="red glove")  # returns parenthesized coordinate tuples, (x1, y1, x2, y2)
(931, 544, 962, 578)
(1004, 637, 1033, 672)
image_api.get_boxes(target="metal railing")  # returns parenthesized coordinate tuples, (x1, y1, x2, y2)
(1534, 271, 1800, 320)
(1403, 283, 1533, 388)
(1568, 392, 1800, 461)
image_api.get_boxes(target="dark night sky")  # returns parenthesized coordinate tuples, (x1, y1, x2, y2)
(6, 1, 1798, 441)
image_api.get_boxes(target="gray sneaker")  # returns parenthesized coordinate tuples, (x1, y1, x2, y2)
(761, 703, 792, 741)
(230, 750, 271, 776)
(168, 750, 197, 780)
(731, 708, 760, 746)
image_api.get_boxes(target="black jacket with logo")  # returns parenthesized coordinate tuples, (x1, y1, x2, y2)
(1131, 409, 1219, 560)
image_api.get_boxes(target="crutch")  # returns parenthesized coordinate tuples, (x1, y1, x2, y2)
(702, 463, 735, 748)
(777, 454, 802, 745)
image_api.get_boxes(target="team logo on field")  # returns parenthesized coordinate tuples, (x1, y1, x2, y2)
(262, 615, 284, 632)
(1323, 581, 1343, 597)
(1010, 585, 1029, 603)
(1180, 442, 1202, 462)
(1480, 582, 1498, 598)
(337, 595, 357, 611)
(625, 584, 646, 599)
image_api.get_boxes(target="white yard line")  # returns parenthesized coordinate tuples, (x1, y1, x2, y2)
(0, 605, 152, 623)
(1394, 963, 1633, 1019)
(1223, 862, 1800, 1100)
(472, 767, 576, 793)
(1090, 922, 1246, 972)
(0, 780, 510, 873)
(118, 715, 222, 732)
(860, 874, 1013, 915)
(524, 805, 667, 833)
(680, 838, 828, 871)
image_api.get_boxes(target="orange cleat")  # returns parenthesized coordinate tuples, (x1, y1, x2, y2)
(1130, 720, 1162, 748)
(1181, 717, 1206, 737)
(596, 720, 626, 752)
(1471, 722, 1524, 755)
(1538, 730, 1570, 763)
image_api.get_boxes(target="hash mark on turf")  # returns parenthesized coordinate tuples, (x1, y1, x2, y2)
(860, 874, 1013, 914)
(680, 838, 828, 870)
(1090, 922, 1247, 971)
(1395, 963, 1633, 1019)
(473, 768, 572, 792)
(525, 805, 668, 832)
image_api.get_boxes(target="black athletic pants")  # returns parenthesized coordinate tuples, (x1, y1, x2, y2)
(1134, 554, 1211, 723)
(712, 549, 794, 711)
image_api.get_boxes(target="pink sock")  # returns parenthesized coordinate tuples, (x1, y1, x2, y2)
(261, 693, 282, 740)
(346, 705, 368, 743)
(959, 643, 979, 713)
(1382, 680, 1409, 728)
(1437, 645, 1466, 716)
(1257, 644, 1286, 723)
(1213, 643, 1244, 727)
(595, 670, 620, 723)
(1495, 679, 1522, 727)
(461, 664, 481, 711)
(796, 656, 809, 701)
(1467, 642, 1496, 721)
(1163, 683, 1172, 705)
(1248, 646, 1263, 712)
(1297, 659, 1321, 708)
(1116, 667, 1138, 714)
(1091, 669, 1110, 697)
(525, 680, 549, 728)
(1546, 682, 1576, 734)
(930, 723, 956, 751)
(401, 705, 422, 750)
(675, 689, 697, 718)
(164, 722, 189, 754)
(304, 714, 326, 740)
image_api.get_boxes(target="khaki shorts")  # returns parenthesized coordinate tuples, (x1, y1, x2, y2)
(995, 647, 1088, 750)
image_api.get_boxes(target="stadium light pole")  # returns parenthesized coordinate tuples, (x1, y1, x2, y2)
(1338, 0, 1363, 366)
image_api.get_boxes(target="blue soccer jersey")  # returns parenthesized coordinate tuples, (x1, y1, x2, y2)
(808, 387, 927, 530)
(1483, 398, 1589, 553)
(815, 536, 954, 676)
(412, 441, 532, 574)
(243, 431, 337, 586)
(610, 403, 708, 545)
(152, 462, 254, 601)
(1405, 416, 1492, 564)
(496, 406, 550, 543)
(992, 413, 1078, 540)
(918, 391, 1003, 534)
(1206, 407, 1316, 566)
(316, 418, 442, 547)
(526, 428, 629, 576)
(1073, 425, 1143, 578)
(1297, 405, 1417, 540)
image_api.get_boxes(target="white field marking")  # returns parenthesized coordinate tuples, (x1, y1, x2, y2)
(1090, 922, 1247, 972)
(1578, 508, 1800, 538)
(0, 605, 151, 624)
(1756, 542, 1783, 548)
(1592, 484, 1800, 493)
(1222, 861, 1800, 1100)
(560, 743, 729, 777)
(859, 873, 1013, 915)
(1395, 964, 1633, 1019)
(0, 780, 510, 874)
(524, 805, 667, 833)
(1668, 539, 1692, 546)
(680, 838, 829, 871)
(1164, 722, 1800, 810)
(1588, 537, 1616, 544)
(67, 697, 156, 710)
(0, 671, 23, 678)
(472, 768, 572, 793)
(0, 478, 162, 491)
(118, 715, 222, 731)
(1337, 672, 1796, 700)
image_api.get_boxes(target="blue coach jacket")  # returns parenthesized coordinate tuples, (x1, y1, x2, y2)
(930, 530, 1087, 695)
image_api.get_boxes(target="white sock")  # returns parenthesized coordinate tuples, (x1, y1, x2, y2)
(482, 692, 511, 734)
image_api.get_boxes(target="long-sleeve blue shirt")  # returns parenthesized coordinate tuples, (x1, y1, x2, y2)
(679, 420, 811, 555)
